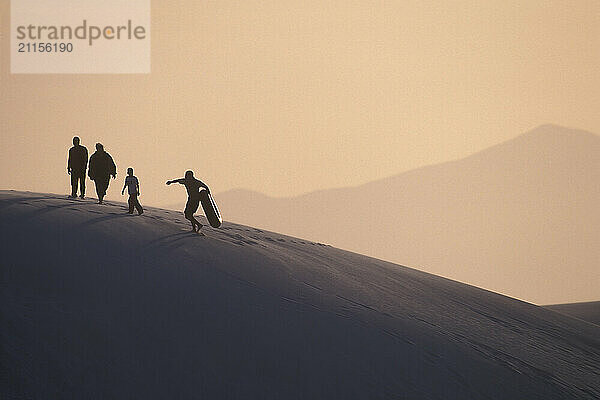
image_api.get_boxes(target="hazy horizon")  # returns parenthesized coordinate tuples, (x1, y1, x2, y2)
(1, 122, 598, 205)
(213, 123, 599, 199)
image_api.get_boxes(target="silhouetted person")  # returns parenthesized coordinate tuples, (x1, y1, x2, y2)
(88, 143, 116, 204)
(122, 167, 144, 215)
(67, 136, 88, 198)
(166, 170, 210, 232)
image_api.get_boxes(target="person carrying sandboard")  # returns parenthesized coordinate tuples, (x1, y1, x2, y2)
(166, 170, 210, 232)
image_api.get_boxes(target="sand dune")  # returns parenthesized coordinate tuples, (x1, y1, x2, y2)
(1, 191, 599, 399)
(545, 302, 600, 326)
(217, 125, 600, 304)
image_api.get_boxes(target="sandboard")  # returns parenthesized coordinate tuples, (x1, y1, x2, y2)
(199, 189, 222, 228)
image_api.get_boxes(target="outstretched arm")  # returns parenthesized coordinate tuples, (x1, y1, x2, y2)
(166, 178, 185, 185)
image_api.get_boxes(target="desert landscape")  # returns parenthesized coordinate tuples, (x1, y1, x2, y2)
(2, 2, 599, 398)
(217, 124, 600, 305)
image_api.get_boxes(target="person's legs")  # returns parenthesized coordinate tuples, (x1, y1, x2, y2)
(191, 216, 203, 230)
(101, 178, 109, 197)
(133, 194, 143, 215)
(79, 174, 86, 198)
(128, 194, 135, 213)
(70, 173, 78, 197)
(184, 213, 195, 230)
(94, 179, 102, 201)
(94, 178, 107, 203)
(184, 197, 201, 231)
(184, 200, 194, 230)
(70, 171, 86, 197)
(99, 177, 109, 203)
(185, 211, 199, 230)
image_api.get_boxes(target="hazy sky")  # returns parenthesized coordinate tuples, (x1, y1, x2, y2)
(1, 0, 599, 206)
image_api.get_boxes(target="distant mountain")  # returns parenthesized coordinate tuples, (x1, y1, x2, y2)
(217, 125, 600, 304)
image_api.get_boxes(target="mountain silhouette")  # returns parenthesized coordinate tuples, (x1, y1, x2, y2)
(217, 125, 600, 304)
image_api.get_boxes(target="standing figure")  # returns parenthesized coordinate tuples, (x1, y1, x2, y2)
(67, 136, 88, 198)
(88, 143, 117, 204)
(121, 167, 144, 215)
(166, 170, 210, 232)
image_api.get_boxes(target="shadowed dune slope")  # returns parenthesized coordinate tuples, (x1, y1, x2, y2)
(1, 191, 599, 399)
(545, 302, 600, 326)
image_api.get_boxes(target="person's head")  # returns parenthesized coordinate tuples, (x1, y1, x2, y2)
(73, 136, 80, 146)
(96, 143, 104, 151)
(185, 170, 194, 179)
(127, 167, 134, 176)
